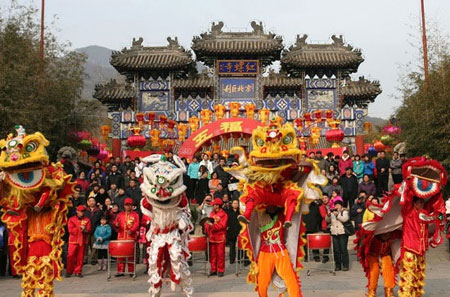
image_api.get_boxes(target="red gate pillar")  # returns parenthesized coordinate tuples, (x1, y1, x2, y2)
(355, 135, 364, 156)
(112, 138, 121, 158)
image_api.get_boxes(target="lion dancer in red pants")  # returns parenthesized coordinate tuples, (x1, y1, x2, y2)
(66, 205, 91, 277)
(204, 198, 228, 277)
(114, 198, 139, 276)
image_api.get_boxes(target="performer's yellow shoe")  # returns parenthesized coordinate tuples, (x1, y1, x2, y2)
(366, 289, 376, 297)
(384, 288, 394, 297)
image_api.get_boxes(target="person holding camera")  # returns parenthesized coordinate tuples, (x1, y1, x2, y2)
(351, 191, 367, 231)
(326, 200, 350, 271)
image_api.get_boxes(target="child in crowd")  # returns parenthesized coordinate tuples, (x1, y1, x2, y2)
(93, 216, 111, 271)
(329, 190, 344, 210)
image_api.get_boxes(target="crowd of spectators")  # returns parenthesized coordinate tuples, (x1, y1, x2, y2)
(0, 149, 411, 278)
(304, 149, 407, 271)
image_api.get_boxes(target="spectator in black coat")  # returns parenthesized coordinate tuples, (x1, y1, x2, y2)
(126, 180, 142, 206)
(68, 190, 86, 218)
(195, 168, 210, 205)
(120, 156, 135, 175)
(107, 164, 124, 190)
(340, 167, 359, 208)
(350, 191, 367, 230)
(226, 200, 241, 264)
(85, 197, 104, 264)
(303, 199, 323, 262)
(114, 188, 128, 211)
(376, 151, 390, 197)
(213, 158, 231, 188)
(213, 183, 227, 199)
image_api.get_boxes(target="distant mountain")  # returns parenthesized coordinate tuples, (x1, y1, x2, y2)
(365, 116, 388, 128)
(75, 45, 122, 99)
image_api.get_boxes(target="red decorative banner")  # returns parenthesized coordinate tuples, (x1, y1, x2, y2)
(178, 118, 262, 160)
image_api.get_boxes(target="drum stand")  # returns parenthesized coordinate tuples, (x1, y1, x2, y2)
(107, 243, 137, 280)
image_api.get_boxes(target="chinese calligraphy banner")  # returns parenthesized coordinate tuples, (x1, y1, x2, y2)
(217, 60, 259, 75)
(178, 118, 262, 160)
(220, 78, 256, 99)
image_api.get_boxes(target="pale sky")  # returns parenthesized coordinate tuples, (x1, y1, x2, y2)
(8, 0, 450, 119)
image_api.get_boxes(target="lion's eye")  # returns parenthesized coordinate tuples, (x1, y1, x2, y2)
(8, 140, 18, 148)
(25, 142, 38, 152)
(170, 176, 179, 185)
(156, 176, 166, 185)
(256, 138, 264, 147)
(283, 135, 293, 145)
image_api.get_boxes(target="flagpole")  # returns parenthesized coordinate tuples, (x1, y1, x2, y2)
(420, 0, 429, 87)
(40, 0, 45, 59)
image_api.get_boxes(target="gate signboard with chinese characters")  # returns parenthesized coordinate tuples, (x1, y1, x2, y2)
(178, 118, 262, 160)
(217, 60, 259, 76)
(219, 77, 256, 107)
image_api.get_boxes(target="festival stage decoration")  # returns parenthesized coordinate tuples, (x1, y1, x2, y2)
(356, 156, 447, 297)
(226, 120, 327, 296)
(0, 125, 74, 297)
(140, 154, 193, 297)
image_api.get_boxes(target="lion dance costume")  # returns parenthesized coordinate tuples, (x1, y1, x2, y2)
(140, 154, 193, 297)
(0, 125, 74, 297)
(356, 156, 447, 297)
(227, 120, 327, 297)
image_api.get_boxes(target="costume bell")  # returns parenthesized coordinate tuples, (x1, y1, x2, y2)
(204, 198, 228, 277)
(114, 198, 139, 275)
(67, 205, 91, 277)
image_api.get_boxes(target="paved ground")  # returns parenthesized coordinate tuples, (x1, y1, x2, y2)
(1, 240, 449, 297)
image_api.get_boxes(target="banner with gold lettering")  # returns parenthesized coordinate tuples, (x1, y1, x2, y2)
(178, 118, 262, 160)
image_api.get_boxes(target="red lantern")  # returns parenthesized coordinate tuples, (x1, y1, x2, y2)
(325, 110, 334, 120)
(136, 112, 145, 122)
(303, 113, 312, 122)
(168, 120, 176, 131)
(314, 110, 322, 121)
(159, 115, 167, 126)
(373, 140, 386, 152)
(325, 129, 344, 148)
(127, 134, 146, 148)
(147, 112, 156, 125)
(294, 118, 304, 130)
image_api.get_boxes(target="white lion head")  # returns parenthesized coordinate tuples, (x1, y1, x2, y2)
(140, 154, 186, 210)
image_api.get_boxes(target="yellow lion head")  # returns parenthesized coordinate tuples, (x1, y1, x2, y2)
(248, 120, 301, 172)
(0, 125, 50, 173)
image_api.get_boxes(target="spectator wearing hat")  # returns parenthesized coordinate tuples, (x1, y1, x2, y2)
(204, 198, 228, 277)
(114, 198, 139, 276)
(67, 205, 91, 277)
(326, 200, 350, 271)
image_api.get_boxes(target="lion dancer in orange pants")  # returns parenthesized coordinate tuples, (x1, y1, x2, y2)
(366, 231, 402, 297)
(256, 206, 301, 297)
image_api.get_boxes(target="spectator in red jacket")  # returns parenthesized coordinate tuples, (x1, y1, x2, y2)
(338, 151, 353, 176)
(67, 205, 91, 277)
(204, 198, 228, 277)
(114, 198, 140, 276)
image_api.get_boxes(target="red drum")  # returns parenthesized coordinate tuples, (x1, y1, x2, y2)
(307, 234, 332, 250)
(109, 240, 135, 258)
(188, 235, 207, 252)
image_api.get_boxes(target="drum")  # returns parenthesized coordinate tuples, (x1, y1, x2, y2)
(307, 233, 332, 250)
(188, 235, 207, 252)
(108, 240, 135, 258)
